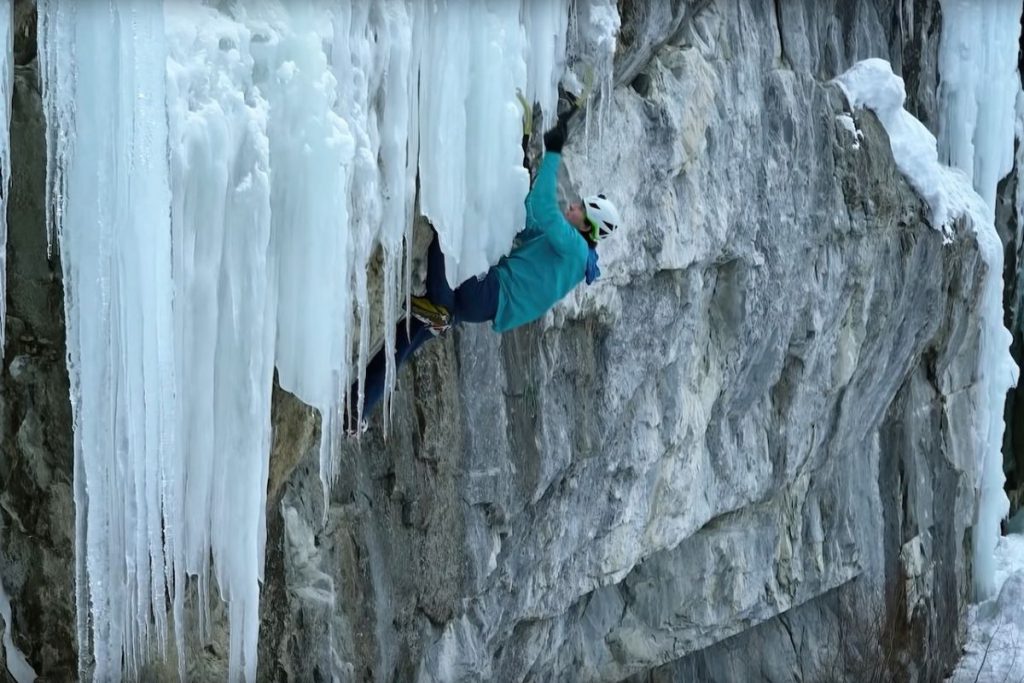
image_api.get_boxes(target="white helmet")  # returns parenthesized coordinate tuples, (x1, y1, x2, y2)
(583, 194, 621, 241)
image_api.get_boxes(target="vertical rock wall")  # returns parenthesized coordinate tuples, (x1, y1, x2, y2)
(0, 1, 1012, 682)
(0, 58, 76, 680)
(263, 1, 986, 681)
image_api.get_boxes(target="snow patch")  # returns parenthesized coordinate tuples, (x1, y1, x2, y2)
(0, 566, 35, 683)
(834, 59, 969, 240)
(835, 113, 863, 150)
(948, 534, 1024, 682)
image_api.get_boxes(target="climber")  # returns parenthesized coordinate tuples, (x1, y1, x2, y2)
(346, 99, 621, 432)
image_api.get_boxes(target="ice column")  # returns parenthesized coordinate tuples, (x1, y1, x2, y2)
(938, 0, 1023, 211)
(937, 0, 1024, 599)
(327, 1, 423, 429)
(522, 0, 571, 130)
(249, 5, 361, 506)
(39, 2, 177, 680)
(567, 0, 621, 138)
(370, 2, 421, 425)
(418, 0, 530, 289)
(164, 4, 278, 679)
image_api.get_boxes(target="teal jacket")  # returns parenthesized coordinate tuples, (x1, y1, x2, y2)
(492, 153, 589, 333)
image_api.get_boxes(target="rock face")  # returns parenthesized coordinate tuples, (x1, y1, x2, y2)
(0, 0, 1010, 682)
(0, 59, 77, 680)
(264, 1, 984, 682)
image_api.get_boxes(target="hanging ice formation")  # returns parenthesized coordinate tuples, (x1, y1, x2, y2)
(36, 0, 619, 680)
(935, 0, 1023, 600)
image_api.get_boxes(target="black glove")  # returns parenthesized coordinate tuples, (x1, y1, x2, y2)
(543, 106, 577, 153)
(543, 122, 566, 152)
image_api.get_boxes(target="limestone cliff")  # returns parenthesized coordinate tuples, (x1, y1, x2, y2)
(0, 1, 1012, 682)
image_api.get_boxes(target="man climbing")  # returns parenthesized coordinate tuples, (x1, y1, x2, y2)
(347, 100, 621, 431)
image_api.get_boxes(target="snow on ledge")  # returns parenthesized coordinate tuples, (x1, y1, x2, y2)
(833, 58, 979, 241)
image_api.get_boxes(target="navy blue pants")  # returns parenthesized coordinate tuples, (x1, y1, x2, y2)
(352, 232, 499, 421)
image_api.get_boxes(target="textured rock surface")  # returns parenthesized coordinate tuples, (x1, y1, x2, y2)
(264, 1, 983, 682)
(0, 0, 1010, 682)
(0, 62, 77, 678)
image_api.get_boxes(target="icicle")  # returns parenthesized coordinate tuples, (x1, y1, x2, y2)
(258, 6, 356, 513)
(164, 3, 280, 679)
(37, 8, 90, 677)
(39, 1, 176, 679)
(936, 0, 1024, 600)
(565, 0, 620, 148)
(374, 1, 419, 434)
(522, 0, 571, 130)
(418, 0, 530, 290)
(36, 1, 599, 678)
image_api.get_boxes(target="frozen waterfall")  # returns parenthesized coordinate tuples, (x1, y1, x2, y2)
(26, 0, 1024, 679)
(936, 0, 1023, 600)
(35, 0, 617, 679)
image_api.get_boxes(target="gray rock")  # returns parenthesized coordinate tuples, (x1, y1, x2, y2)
(0, 62, 77, 679)
(262, 1, 988, 682)
(0, 1, 1010, 682)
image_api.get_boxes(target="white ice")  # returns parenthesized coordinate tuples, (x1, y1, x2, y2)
(417, 0, 531, 289)
(935, 0, 1024, 600)
(39, 0, 593, 680)
(0, 525, 35, 683)
(39, 3, 177, 681)
(833, 58, 1019, 601)
(937, 0, 1023, 214)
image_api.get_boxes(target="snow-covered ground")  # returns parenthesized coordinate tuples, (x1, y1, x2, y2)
(949, 533, 1024, 682)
